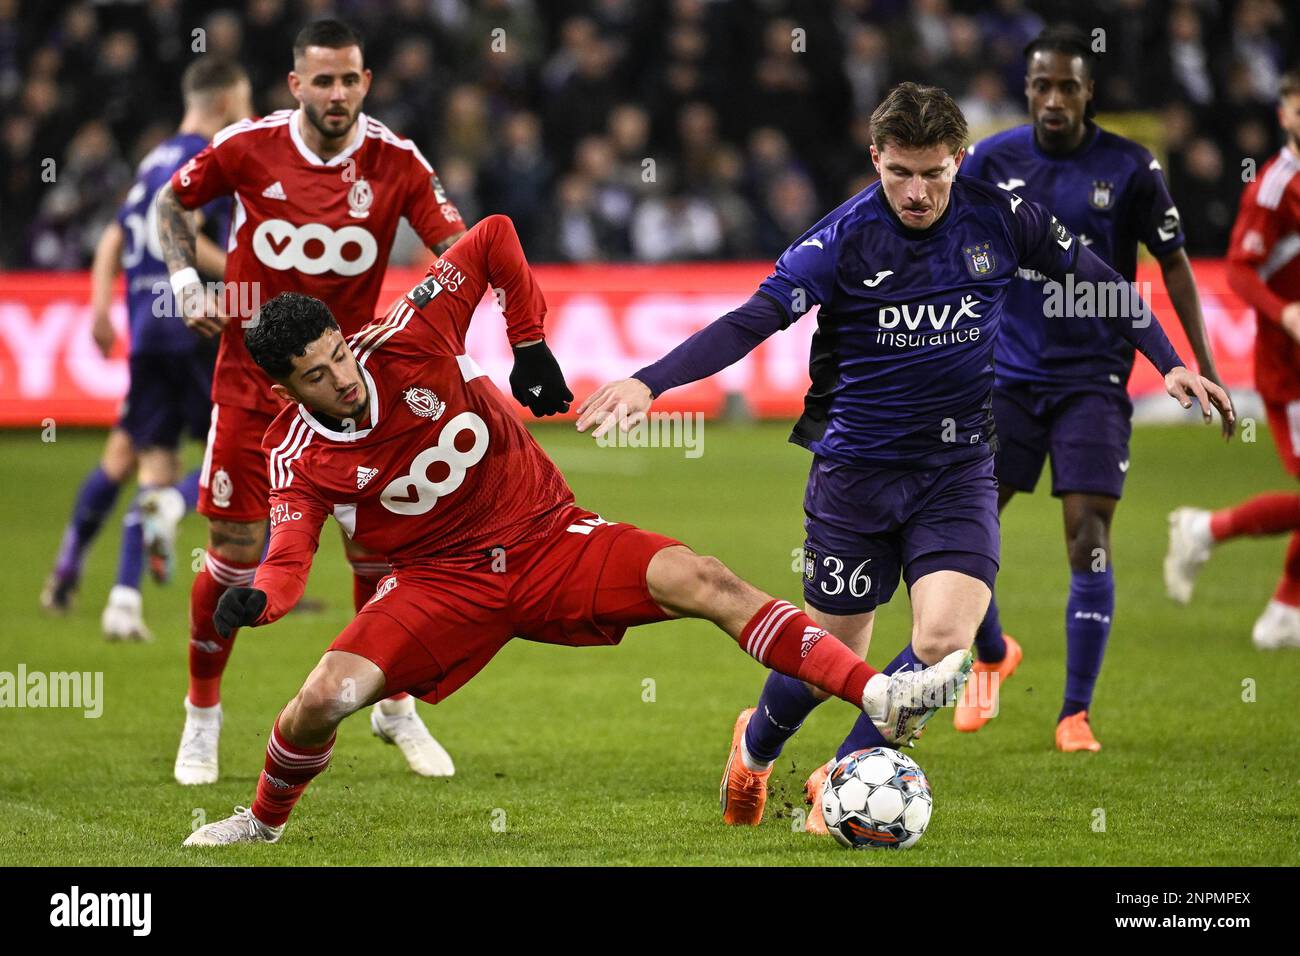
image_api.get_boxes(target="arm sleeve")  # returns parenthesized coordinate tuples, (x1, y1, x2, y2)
(1014, 196, 1183, 375)
(1226, 183, 1291, 324)
(404, 156, 466, 250)
(633, 292, 789, 397)
(1132, 155, 1185, 258)
(169, 140, 235, 210)
(254, 488, 328, 625)
(633, 223, 838, 396)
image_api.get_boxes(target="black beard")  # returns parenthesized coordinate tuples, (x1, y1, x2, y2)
(303, 102, 358, 142)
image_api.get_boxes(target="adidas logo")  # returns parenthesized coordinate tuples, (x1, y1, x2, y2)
(800, 625, 826, 659)
(529, 385, 542, 397)
(262, 181, 287, 200)
(357, 466, 379, 489)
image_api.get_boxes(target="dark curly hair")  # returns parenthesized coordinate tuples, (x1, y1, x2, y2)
(245, 292, 340, 380)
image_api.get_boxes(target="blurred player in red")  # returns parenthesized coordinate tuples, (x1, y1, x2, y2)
(1165, 66, 1300, 649)
(155, 20, 467, 784)
(181, 215, 971, 845)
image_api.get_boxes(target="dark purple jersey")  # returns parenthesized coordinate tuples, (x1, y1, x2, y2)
(961, 122, 1184, 389)
(114, 132, 230, 355)
(637, 177, 1181, 469)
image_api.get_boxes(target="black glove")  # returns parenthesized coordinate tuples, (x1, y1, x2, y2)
(213, 587, 268, 638)
(509, 341, 573, 416)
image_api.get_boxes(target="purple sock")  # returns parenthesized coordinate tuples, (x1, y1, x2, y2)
(743, 672, 821, 764)
(1061, 566, 1114, 721)
(834, 643, 926, 760)
(974, 593, 1007, 663)
(114, 491, 149, 590)
(178, 469, 201, 511)
(54, 466, 122, 581)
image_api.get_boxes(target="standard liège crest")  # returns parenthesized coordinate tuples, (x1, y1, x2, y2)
(211, 469, 233, 509)
(963, 241, 996, 277)
(403, 386, 446, 421)
(1089, 180, 1114, 210)
(348, 178, 373, 219)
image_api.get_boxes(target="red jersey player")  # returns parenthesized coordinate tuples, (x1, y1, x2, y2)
(1165, 66, 1300, 649)
(181, 215, 972, 846)
(154, 21, 481, 786)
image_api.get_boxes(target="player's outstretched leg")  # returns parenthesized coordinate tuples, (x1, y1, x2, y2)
(185, 650, 383, 846)
(644, 547, 972, 825)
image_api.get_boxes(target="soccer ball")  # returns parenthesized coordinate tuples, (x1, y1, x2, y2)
(821, 747, 933, 850)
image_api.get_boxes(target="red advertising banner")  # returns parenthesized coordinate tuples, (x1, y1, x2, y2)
(0, 260, 1260, 427)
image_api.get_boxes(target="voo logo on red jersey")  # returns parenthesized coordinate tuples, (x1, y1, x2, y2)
(380, 412, 489, 516)
(252, 219, 378, 277)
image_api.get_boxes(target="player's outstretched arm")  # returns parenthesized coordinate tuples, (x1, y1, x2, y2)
(1159, 249, 1233, 438)
(575, 291, 788, 438)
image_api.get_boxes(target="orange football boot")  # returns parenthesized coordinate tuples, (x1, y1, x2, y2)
(720, 708, 772, 825)
(802, 759, 835, 834)
(1055, 710, 1102, 752)
(952, 635, 1023, 733)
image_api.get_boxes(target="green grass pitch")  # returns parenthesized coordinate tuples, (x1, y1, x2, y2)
(0, 421, 1297, 866)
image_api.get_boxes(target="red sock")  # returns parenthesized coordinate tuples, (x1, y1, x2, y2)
(1210, 493, 1300, 540)
(187, 553, 257, 707)
(251, 719, 335, 827)
(1273, 531, 1300, 606)
(740, 599, 877, 706)
(349, 560, 389, 613)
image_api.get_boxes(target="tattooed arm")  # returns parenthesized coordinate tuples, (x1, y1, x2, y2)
(156, 182, 226, 338)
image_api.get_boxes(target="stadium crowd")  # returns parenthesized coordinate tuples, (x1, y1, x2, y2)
(1, 0, 1296, 269)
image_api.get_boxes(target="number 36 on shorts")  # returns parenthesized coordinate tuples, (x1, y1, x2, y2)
(803, 547, 875, 600)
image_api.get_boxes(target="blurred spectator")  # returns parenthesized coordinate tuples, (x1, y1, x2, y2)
(1, 0, 1296, 268)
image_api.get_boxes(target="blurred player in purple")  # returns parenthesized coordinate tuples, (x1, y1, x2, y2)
(41, 58, 250, 640)
(577, 81, 1231, 832)
(955, 28, 1230, 751)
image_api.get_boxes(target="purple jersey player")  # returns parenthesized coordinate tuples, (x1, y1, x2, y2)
(951, 28, 1230, 753)
(576, 81, 1232, 832)
(42, 59, 251, 643)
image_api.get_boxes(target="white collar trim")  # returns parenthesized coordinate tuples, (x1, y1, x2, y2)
(289, 109, 368, 167)
(298, 364, 379, 442)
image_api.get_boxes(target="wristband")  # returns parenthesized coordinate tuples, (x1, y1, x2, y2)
(169, 267, 201, 299)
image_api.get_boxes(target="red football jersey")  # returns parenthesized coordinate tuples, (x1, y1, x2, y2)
(253, 216, 572, 622)
(171, 109, 465, 414)
(1227, 147, 1300, 403)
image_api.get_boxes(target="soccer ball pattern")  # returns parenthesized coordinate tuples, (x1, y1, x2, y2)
(821, 747, 933, 850)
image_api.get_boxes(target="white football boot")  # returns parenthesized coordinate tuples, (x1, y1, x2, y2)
(370, 698, 455, 777)
(1164, 507, 1214, 605)
(184, 806, 284, 846)
(1252, 600, 1300, 650)
(139, 486, 186, 585)
(174, 698, 222, 785)
(861, 648, 973, 746)
(101, 585, 154, 642)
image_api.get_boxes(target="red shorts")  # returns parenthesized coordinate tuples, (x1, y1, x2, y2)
(1265, 400, 1300, 478)
(330, 506, 683, 703)
(198, 402, 275, 522)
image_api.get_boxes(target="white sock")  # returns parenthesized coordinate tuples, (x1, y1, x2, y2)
(740, 737, 774, 773)
(377, 695, 415, 717)
(184, 698, 221, 719)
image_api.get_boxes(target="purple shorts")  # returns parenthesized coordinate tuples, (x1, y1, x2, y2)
(802, 453, 1000, 615)
(993, 383, 1133, 499)
(117, 348, 214, 450)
